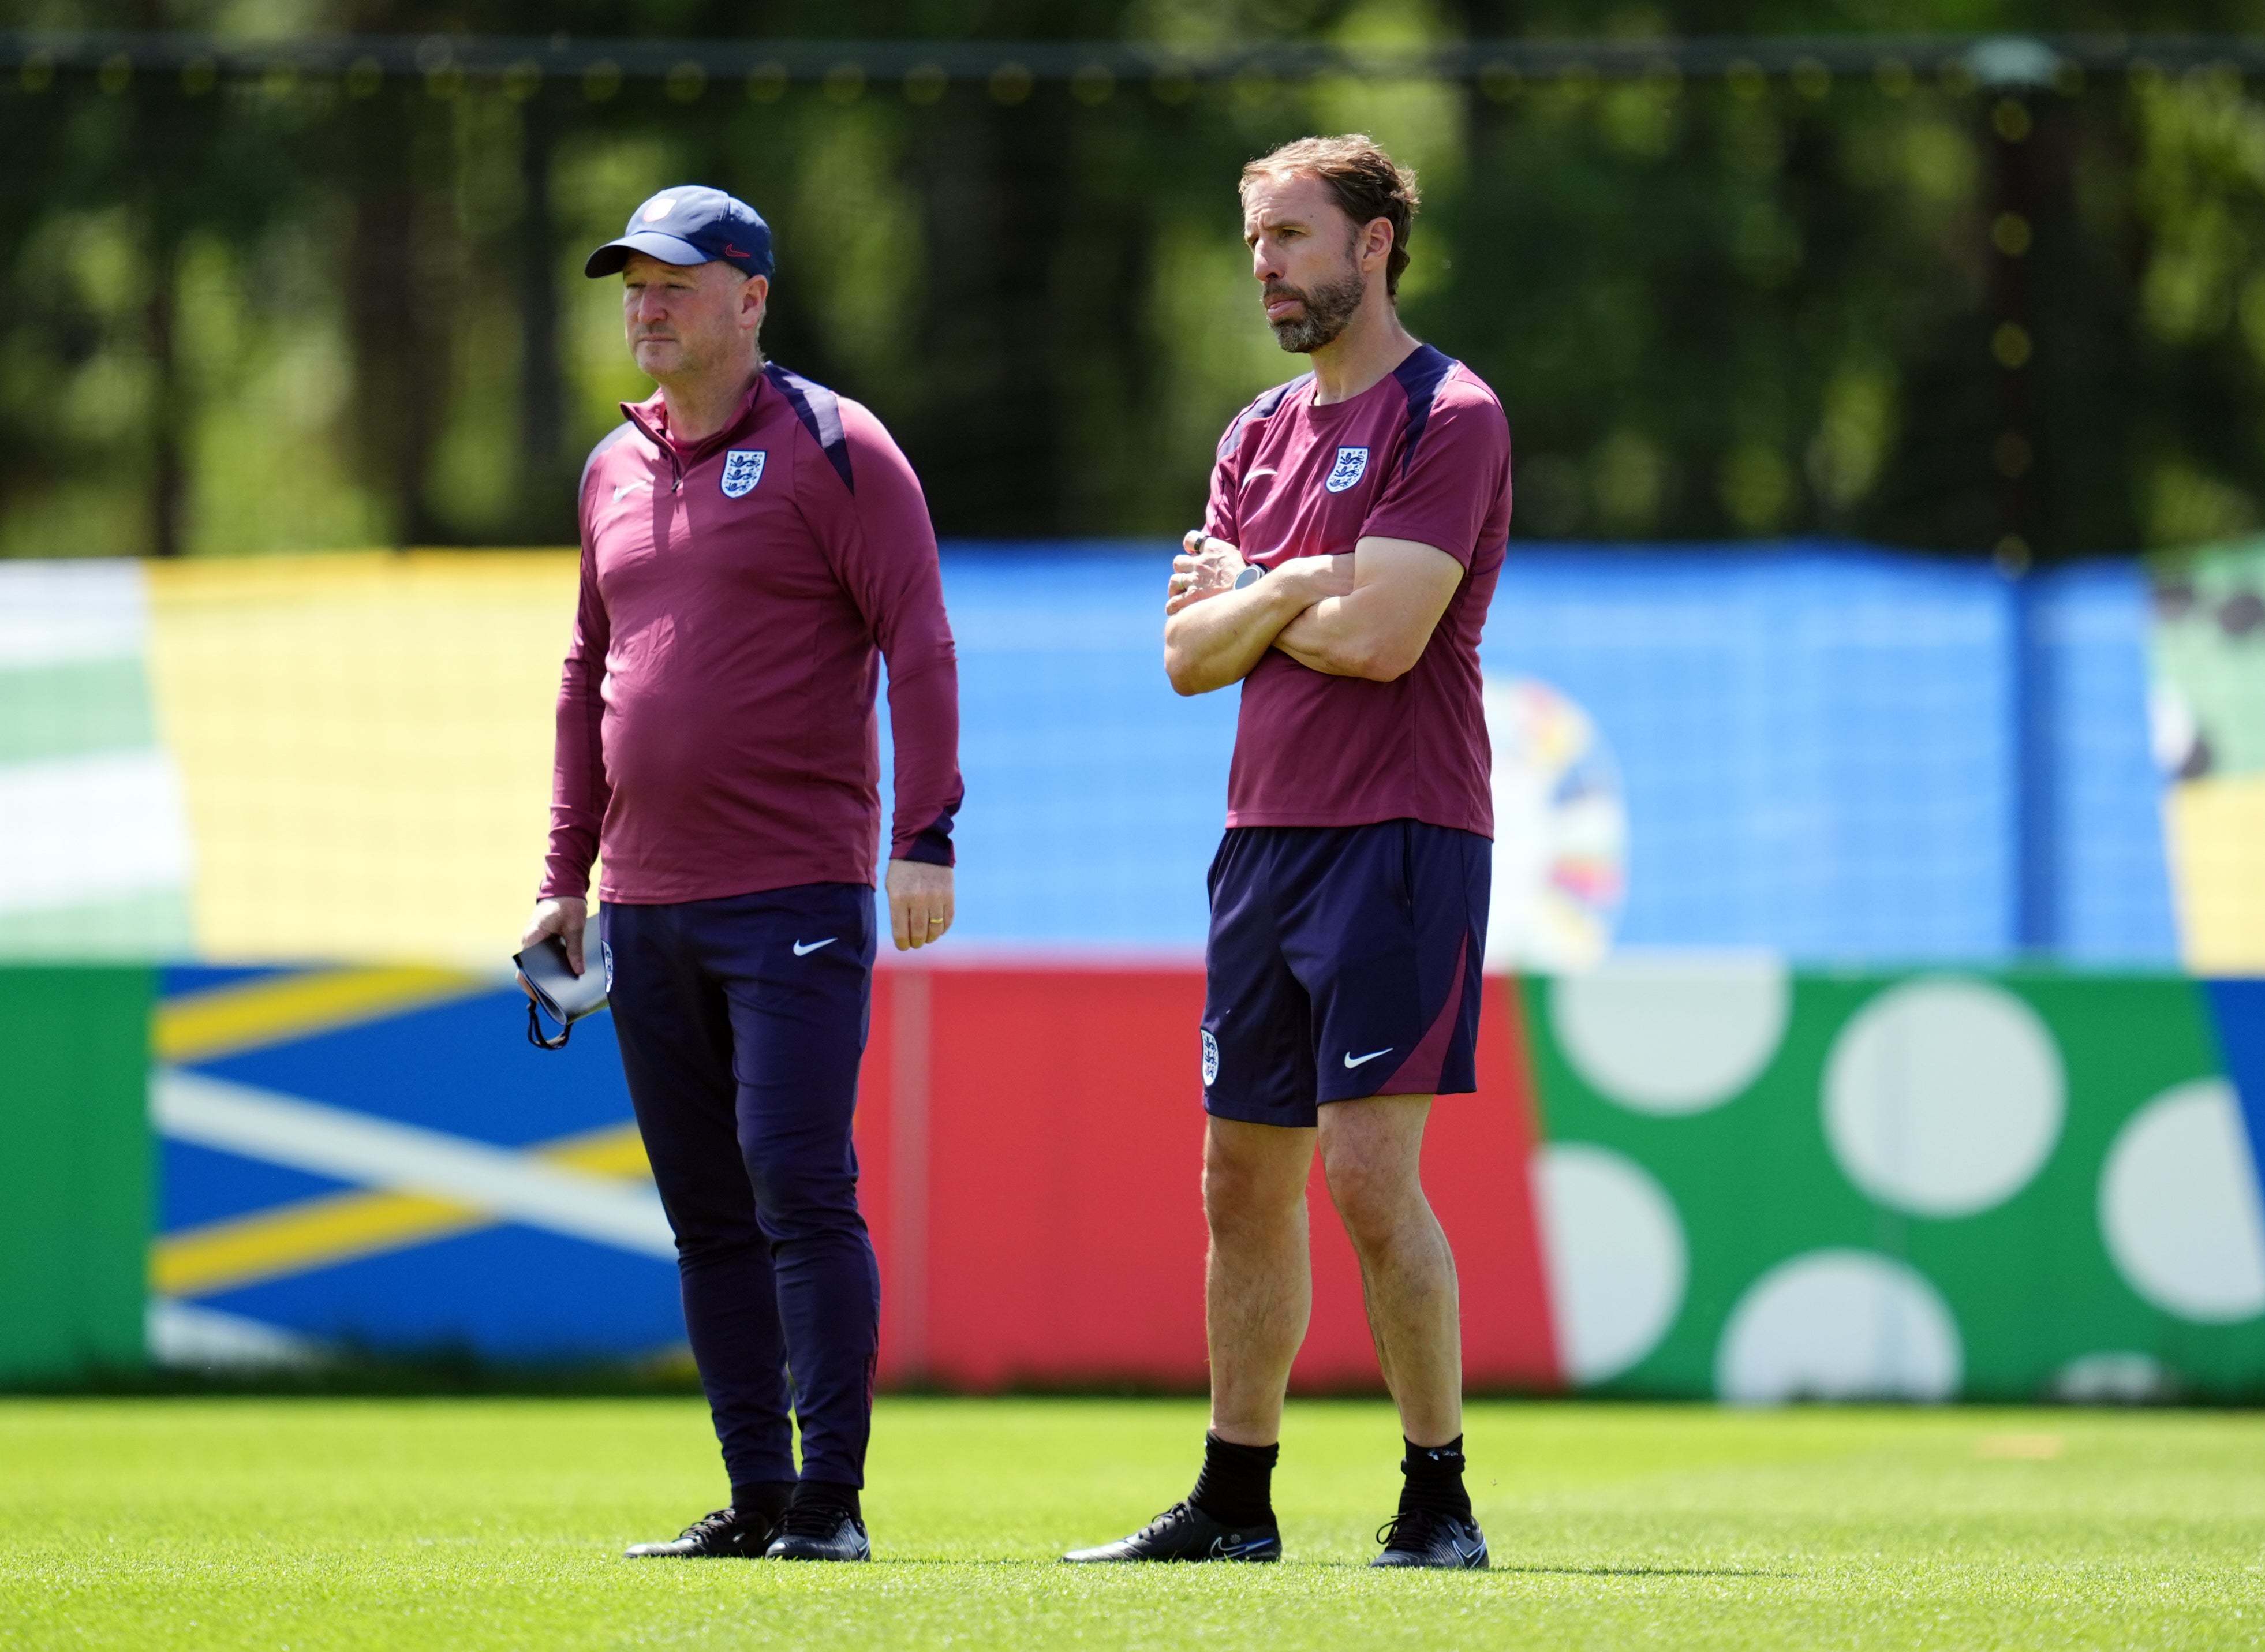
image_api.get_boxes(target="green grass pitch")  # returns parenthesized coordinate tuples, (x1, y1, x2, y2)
(3, 1396, 2262, 1649)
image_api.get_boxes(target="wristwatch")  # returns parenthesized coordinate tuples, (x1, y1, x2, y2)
(1233, 563, 1266, 590)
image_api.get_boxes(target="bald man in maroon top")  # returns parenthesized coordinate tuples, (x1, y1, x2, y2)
(1067, 138, 1506, 1571)
(522, 188, 959, 1566)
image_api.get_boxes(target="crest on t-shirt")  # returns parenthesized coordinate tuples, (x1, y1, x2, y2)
(720, 449, 767, 498)
(1325, 446, 1370, 493)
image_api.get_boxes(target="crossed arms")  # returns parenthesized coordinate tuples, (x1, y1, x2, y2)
(1162, 532, 1464, 696)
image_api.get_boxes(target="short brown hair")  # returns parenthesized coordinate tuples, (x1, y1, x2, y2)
(1241, 134, 1422, 297)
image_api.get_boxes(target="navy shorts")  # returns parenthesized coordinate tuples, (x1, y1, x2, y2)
(1201, 820, 1490, 1128)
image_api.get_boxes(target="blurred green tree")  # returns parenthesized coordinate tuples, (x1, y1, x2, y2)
(8, 0, 2265, 556)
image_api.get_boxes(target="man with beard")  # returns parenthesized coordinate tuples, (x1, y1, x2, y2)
(1064, 135, 1511, 1570)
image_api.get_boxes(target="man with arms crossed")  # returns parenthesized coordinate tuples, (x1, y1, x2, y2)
(523, 186, 962, 1563)
(1066, 136, 1509, 1570)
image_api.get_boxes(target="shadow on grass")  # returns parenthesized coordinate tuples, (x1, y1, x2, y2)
(1496, 1564, 1791, 1579)
(832, 1557, 1789, 1578)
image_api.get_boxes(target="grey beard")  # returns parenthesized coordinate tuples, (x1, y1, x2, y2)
(1268, 270, 1366, 353)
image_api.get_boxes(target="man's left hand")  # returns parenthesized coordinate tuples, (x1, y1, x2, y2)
(887, 859, 955, 951)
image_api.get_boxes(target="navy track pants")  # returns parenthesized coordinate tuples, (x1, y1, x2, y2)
(601, 884, 880, 1490)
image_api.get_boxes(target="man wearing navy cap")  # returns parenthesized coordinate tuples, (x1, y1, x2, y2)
(522, 186, 962, 1563)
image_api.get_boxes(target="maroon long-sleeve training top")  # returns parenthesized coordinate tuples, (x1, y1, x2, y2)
(540, 364, 962, 907)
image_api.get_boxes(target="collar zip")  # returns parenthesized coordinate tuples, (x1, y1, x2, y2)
(622, 403, 689, 494)
(623, 374, 765, 497)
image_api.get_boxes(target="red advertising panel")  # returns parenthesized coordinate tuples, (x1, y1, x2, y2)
(861, 966, 1557, 1393)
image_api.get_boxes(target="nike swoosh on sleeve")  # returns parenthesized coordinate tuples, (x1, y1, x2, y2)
(1343, 1048, 1393, 1068)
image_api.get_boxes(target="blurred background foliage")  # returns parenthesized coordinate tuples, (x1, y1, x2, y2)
(9, 1, 2265, 559)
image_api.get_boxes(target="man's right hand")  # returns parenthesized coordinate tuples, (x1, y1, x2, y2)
(1166, 530, 1248, 615)
(520, 896, 589, 978)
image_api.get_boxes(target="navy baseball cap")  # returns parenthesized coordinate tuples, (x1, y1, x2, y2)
(584, 186, 773, 279)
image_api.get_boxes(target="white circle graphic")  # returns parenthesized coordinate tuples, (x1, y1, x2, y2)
(1716, 1250, 1963, 1404)
(2051, 1351, 2178, 1405)
(2100, 1079, 2265, 1323)
(1822, 977, 2065, 1217)
(1550, 952, 1790, 1114)
(1534, 1143, 1688, 1382)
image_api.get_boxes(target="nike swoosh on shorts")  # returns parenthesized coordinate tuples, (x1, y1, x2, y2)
(793, 938, 837, 956)
(1343, 1048, 1393, 1068)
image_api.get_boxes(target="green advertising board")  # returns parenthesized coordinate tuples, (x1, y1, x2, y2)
(1522, 965, 2265, 1403)
(0, 967, 154, 1383)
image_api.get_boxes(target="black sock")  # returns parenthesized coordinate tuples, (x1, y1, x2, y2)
(789, 1479, 862, 1523)
(1188, 1433, 1278, 1529)
(731, 1481, 797, 1523)
(1399, 1436, 1471, 1520)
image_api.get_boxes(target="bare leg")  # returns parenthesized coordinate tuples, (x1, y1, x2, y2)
(1318, 1096, 1462, 1447)
(1203, 1116, 1317, 1446)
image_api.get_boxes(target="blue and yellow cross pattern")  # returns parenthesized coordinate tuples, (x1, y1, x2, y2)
(152, 966, 686, 1362)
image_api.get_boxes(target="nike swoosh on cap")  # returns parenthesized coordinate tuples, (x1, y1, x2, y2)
(1343, 1047, 1393, 1068)
(792, 938, 837, 956)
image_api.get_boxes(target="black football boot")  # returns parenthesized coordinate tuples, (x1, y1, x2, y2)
(1062, 1501, 1283, 1563)
(1370, 1507, 1490, 1569)
(764, 1500, 872, 1561)
(622, 1506, 779, 1559)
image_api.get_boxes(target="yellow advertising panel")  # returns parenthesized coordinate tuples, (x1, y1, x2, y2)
(145, 552, 577, 966)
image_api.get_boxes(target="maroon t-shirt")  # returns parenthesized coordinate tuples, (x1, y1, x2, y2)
(1204, 345, 1512, 836)
(541, 365, 962, 906)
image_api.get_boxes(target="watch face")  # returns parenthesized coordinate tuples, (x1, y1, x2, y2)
(1234, 565, 1263, 589)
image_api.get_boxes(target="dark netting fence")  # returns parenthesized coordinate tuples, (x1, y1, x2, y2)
(4, 28, 2265, 559)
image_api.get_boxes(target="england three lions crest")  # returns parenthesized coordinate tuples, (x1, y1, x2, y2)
(720, 449, 767, 498)
(1325, 446, 1369, 493)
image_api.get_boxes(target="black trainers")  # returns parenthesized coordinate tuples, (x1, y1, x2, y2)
(623, 1506, 778, 1559)
(1370, 1507, 1489, 1569)
(764, 1503, 872, 1561)
(1062, 1501, 1283, 1563)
